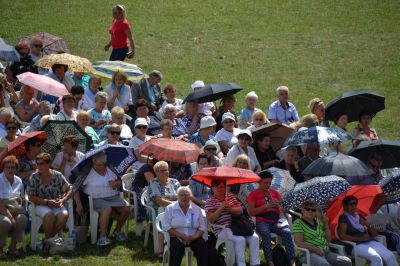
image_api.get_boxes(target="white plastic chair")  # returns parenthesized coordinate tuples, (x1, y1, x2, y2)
(121, 173, 139, 236)
(140, 188, 159, 254)
(212, 224, 236, 266)
(88, 192, 126, 245)
(30, 199, 74, 250)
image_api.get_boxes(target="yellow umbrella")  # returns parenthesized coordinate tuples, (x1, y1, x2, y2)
(36, 53, 92, 72)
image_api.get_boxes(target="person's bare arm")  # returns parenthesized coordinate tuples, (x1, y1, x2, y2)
(218, 141, 229, 155)
(124, 29, 135, 59)
(293, 233, 324, 256)
(154, 196, 174, 207)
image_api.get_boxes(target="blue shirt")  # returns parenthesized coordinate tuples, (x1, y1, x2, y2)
(268, 100, 299, 125)
(88, 108, 111, 135)
(145, 79, 156, 104)
(239, 107, 260, 128)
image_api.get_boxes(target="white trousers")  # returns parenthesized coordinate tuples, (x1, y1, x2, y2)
(356, 240, 398, 266)
(218, 228, 260, 266)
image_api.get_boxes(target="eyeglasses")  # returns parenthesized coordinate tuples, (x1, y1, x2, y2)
(205, 147, 217, 151)
(7, 126, 17, 130)
(304, 208, 317, 212)
(136, 126, 148, 130)
(110, 131, 121, 135)
(223, 120, 234, 124)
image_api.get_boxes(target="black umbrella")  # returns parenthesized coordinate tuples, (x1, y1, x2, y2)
(325, 89, 385, 122)
(349, 140, 400, 169)
(183, 83, 242, 103)
(281, 175, 351, 211)
(379, 169, 400, 204)
(302, 152, 373, 177)
(40, 120, 92, 158)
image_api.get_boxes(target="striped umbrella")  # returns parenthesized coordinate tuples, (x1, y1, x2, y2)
(139, 138, 201, 164)
(191, 166, 260, 187)
(91, 61, 146, 81)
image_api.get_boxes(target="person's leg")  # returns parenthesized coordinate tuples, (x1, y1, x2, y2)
(0, 215, 12, 251)
(271, 223, 296, 263)
(189, 237, 208, 266)
(51, 208, 68, 238)
(256, 221, 273, 262)
(355, 242, 383, 266)
(113, 206, 130, 232)
(169, 237, 185, 266)
(369, 240, 398, 266)
(98, 207, 112, 238)
(218, 229, 246, 266)
(246, 232, 261, 266)
(324, 250, 352, 266)
(42, 212, 56, 239)
(8, 214, 27, 251)
(306, 252, 331, 266)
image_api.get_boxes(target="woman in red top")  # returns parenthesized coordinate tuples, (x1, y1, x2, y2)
(105, 5, 135, 61)
(247, 171, 296, 266)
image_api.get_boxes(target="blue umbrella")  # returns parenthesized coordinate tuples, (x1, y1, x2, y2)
(283, 126, 351, 147)
(263, 167, 296, 197)
(91, 61, 146, 81)
(379, 169, 400, 204)
(0, 38, 20, 62)
(71, 144, 137, 191)
(281, 175, 351, 211)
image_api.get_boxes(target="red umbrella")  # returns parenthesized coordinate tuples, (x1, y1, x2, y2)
(17, 72, 69, 98)
(139, 138, 201, 164)
(191, 166, 260, 187)
(326, 185, 385, 240)
(7, 131, 46, 158)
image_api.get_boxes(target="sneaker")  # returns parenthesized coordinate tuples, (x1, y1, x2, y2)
(112, 231, 127, 242)
(96, 236, 111, 246)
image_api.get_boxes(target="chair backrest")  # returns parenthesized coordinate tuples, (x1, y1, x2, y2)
(141, 187, 150, 206)
(121, 173, 136, 191)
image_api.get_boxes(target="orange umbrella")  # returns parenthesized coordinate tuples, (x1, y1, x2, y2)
(326, 185, 385, 240)
(191, 166, 260, 187)
(6, 131, 46, 158)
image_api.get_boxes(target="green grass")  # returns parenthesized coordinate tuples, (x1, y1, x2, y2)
(1, 0, 400, 264)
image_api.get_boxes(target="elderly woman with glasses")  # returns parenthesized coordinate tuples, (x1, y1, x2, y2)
(0, 120, 18, 152)
(225, 129, 261, 173)
(247, 170, 296, 266)
(202, 140, 223, 167)
(27, 153, 72, 249)
(16, 137, 43, 186)
(129, 117, 151, 170)
(0, 156, 27, 258)
(56, 94, 78, 121)
(162, 186, 208, 266)
(292, 200, 351, 266)
(74, 152, 130, 246)
(15, 85, 39, 123)
(99, 123, 123, 146)
(338, 196, 397, 266)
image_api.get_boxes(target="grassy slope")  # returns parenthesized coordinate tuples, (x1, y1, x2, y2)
(0, 0, 400, 264)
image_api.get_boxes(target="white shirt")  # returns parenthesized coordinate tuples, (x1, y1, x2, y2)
(52, 151, 85, 180)
(0, 173, 22, 199)
(159, 99, 184, 118)
(224, 144, 261, 172)
(215, 128, 240, 149)
(199, 102, 215, 116)
(162, 201, 206, 237)
(83, 168, 119, 198)
(104, 83, 132, 110)
(81, 87, 98, 111)
(129, 135, 151, 170)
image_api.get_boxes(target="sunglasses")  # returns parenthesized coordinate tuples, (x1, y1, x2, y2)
(136, 126, 148, 130)
(304, 208, 317, 212)
(110, 131, 121, 135)
(205, 147, 217, 151)
(7, 126, 17, 130)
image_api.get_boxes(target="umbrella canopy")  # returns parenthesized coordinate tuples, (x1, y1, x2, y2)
(17, 72, 69, 98)
(19, 32, 69, 55)
(252, 123, 294, 151)
(6, 131, 46, 157)
(36, 53, 92, 72)
(0, 38, 20, 62)
(91, 61, 146, 81)
(139, 138, 201, 164)
(40, 120, 92, 158)
(191, 166, 260, 187)
(281, 175, 351, 211)
(348, 139, 400, 169)
(71, 144, 136, 192)
(183, 83, 242, 104)
(263, 167, 296, 197)
(283, 126, 351, 147)
(302, 152, 373, 177)
(379, 169, 400, 204)
(326, 185, 385, 240)
(325, 89, 385, 122)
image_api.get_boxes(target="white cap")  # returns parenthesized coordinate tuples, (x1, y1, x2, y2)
(200, 116, 216, 129)
(236, 129, 253, 141)
(191, 80, 205, 90)
(202, 140, 220, 153)
(221, 112, 236, 123)
(134, 117, 148, 128)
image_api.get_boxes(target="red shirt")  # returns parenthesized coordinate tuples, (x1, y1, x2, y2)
(247, 188, 281, 223)
(109, 19, 131, 49)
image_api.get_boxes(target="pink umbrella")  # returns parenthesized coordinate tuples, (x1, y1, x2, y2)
(17, 72, 69, 98)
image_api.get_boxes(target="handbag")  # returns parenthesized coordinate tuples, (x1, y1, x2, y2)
(230, 215, 255, 236)
(272, 244, 289, 266)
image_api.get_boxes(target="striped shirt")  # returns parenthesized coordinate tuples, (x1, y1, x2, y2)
(204, 193, 240, 234)
(292, 218, 328, 249)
